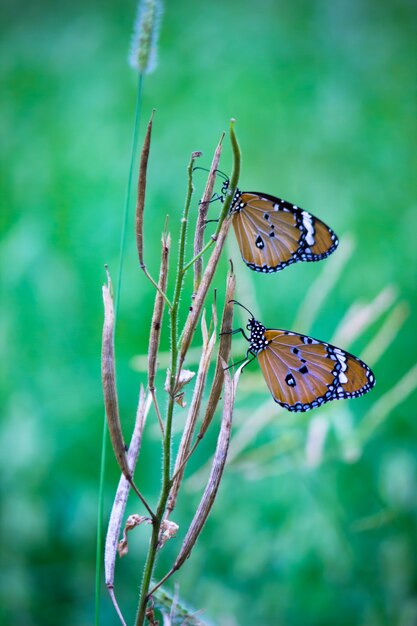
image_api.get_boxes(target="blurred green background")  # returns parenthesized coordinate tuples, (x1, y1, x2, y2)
(1, 0, 417, 624)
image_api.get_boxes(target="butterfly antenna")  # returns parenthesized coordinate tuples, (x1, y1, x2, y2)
(193, 166, 229, 182)
(228, 300, 255, 319)
(213, 168, 229, 182)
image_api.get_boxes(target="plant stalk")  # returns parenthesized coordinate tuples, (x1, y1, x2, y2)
(135, 154, 197, 626)
(135, 123, 240, 625)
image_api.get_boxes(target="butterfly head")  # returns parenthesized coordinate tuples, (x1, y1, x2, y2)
(220, 178, 242, 209)
(246, 318, 269, 353)
(221, 179, 229, 195)
(228, 300, 269, 353)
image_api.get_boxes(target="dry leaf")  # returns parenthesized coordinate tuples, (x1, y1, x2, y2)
(118, 514, 151, 557)
(158, 519, 179, 548)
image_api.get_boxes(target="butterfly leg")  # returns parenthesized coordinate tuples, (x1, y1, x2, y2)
(223, 350, 257, 372)
(220, 328, 250, 341)
(199, 193, 223, 207)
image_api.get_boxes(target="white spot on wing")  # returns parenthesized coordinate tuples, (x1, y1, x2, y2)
(302, 211, 315, 246)
(339, 371, 348, 384)
(334, 348, 347, 372)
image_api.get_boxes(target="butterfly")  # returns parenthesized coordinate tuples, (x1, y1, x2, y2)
(220, 177, 338, 273)
(228, 301, 375, 412)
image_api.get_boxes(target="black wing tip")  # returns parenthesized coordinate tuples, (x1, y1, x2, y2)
(299, 234, 339, 263)
(274, 376, 376, 413)
(243, 257, 298, 274)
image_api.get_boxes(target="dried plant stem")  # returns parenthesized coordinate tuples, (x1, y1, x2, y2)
(178, 120, 240, 374)
(167, 311, 217, 517)
(102, 271, 130, 479)
(151, 389, 164, 435)
(135, 122, 240, 626)
(105, 388, 148, 582)
(198, 267, 236, 439)
(177, 218, 230, 371)
(148, 232, 171, 434)
(135, 152, 198, 626)
(105, 389, 151, 625)
(149, 363, 243, 597)
(193, 132, 224, 291)
(136, 109, 172, 309)
(102, 268, 156, 521)
(170, 268, 235, 483)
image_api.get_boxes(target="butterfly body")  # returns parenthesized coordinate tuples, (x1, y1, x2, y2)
(242, 316, 375, 412)
(223, 182, 338, 273)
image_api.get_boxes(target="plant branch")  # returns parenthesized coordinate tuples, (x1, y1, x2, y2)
(148, 232, 171, 434)
(192, 133, 224, 290)
(135, 124, 240, 625)
(171, 266, 236, 481)
(135, 152, 199, 626)
(105, 389, 152, 625)
(166, 308, 217, 518)
(182, 235, 217, 274)
(102, 268, 156, 521)
(177, 120, 240, 374)
(136, 109, 172, 309)
(149, 362, 243, 597)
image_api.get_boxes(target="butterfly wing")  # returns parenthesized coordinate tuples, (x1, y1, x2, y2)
(257, 330, 375, 412)
(232, 192, 338, 273)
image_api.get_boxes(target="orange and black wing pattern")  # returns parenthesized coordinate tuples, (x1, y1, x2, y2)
(231, 191, 338, 273)
(256, 329, 375, 412)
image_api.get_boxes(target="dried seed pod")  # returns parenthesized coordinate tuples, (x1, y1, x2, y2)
(177, 120, 240, 379)
(105, 387, 151, 588)
(149, 363, 244, 596)
(198, 266, 235, 441)
(172, 364, 237, 569)
(178, 217, 231, 371)
(101, 269, 131, 479)
(167, 309, 217, 516)
(193, 134, 224, 292)
(136, 111, 154, 270)
(148, 233, 170, 391)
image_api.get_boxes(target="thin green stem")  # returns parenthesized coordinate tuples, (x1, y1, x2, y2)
(219, 119, 240, 223)
(176, 160, 196, 284)
(182, 236, 216, 274)
(135, 156, 196, 626)
(170, 156, 196, 377)
(135, 123, 240, 625)
(142, 266, 173, 309)
(135, 520, 161, 625)
(95, 73, 144, 626)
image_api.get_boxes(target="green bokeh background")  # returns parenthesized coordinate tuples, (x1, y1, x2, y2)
(1, 0, 416, 624)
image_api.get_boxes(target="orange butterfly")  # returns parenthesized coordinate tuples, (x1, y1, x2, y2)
(221, 179, 338, 273)
(228, 302, 375, 412)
